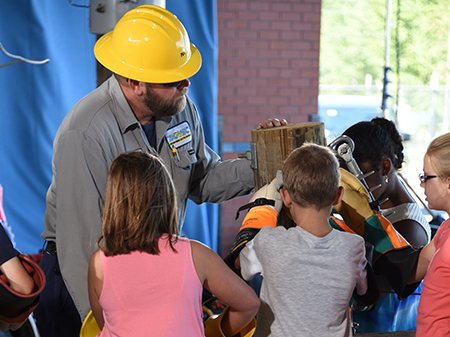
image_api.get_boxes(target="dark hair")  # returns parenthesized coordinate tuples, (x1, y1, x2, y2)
(282, 143, 340, 210)
(343, 117, 404, 171)
(99, 152, 178, 256)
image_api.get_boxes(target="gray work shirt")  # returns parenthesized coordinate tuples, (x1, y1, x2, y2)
(42, 76, 254, 319)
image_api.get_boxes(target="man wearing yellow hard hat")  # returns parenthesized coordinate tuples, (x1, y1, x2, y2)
(34, 5, 285, 337)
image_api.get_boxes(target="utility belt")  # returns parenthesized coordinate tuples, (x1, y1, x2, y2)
(44, 241, 61, 276)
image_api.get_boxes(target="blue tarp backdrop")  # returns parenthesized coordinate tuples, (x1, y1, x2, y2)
(0, 0, 219, 253)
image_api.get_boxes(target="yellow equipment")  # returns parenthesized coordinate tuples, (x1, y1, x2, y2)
(79, 311, 100, 337)
(204, 306, 256, 337)
(80, 305, 257, 337)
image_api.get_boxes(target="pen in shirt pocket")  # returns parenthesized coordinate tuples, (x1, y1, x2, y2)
(172, 147, 180, 161)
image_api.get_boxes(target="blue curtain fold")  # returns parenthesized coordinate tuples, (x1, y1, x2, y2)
(167, 1, 219, 252)
(0, 1, 97, 253)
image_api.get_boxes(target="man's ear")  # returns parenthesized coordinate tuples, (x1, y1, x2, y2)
(280, 188, 292, 207)
(128, 79, 145, 96)
(332, 186, 345, 206)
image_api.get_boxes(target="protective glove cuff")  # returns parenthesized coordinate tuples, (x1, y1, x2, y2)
(235, 198, 275, 220)
(352, 262, 379, 307)
(373, 245, 423, 300)
(241, 207, 278, 231)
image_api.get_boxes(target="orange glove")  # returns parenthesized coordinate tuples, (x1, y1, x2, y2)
(225, 173, 283, 272)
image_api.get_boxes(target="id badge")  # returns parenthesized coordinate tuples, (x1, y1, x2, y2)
(165, 121, 193, 150)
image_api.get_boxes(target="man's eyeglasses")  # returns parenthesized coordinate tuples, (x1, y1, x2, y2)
(419, 173, 438, 183)
(160, 80, 185, 88)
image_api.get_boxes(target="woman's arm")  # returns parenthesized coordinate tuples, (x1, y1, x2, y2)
(87, 250, 104, 330)
(393, 219, 429, 248)
(0, 224, 35, 295)
(191, 241, 259, 337)
(0, 256, 34, 295)
(409, 239, 436, 284)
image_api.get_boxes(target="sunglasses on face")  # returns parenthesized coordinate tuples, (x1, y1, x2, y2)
(419, 172, 438, 183)
(160, 80, 185, 88)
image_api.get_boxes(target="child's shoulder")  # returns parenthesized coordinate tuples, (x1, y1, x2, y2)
(249, 225, 286, 244)
(176, 236, 190, 243)
(332, 229, 365, 245)
(259, 225, 286, 236)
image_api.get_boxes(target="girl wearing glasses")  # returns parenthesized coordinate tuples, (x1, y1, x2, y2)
(411, 132, 450, 336)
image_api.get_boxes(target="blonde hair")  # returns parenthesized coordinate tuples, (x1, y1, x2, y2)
(426, 132, 450, 180)
(282, 143, 340, 210)
(99, 152, 178, 256)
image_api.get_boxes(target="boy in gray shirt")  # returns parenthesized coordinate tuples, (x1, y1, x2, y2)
(239, 143, 370, 337)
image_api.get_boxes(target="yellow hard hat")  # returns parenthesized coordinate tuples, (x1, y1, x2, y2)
(94, 5, 202, 83)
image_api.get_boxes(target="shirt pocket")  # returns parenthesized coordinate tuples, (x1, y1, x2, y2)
(171, 143, 197, 169)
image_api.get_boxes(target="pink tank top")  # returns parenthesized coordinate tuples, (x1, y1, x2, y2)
(416, 220, 450, 336)
(98, 236, 204, 337)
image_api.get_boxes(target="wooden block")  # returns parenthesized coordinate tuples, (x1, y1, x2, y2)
(251, 121, 325, 190)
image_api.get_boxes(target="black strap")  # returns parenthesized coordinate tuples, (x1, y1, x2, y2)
(44, 241, 61, 276)
(352, 262, 380, 308)
(223, 228, 261, 278)
(235, 198, 275, 220)
(45, 241, 57, 256)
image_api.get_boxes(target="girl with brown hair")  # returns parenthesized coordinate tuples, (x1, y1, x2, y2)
(88, 152, 259, 337)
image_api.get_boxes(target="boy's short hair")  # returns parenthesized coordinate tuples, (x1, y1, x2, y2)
(282, 143, 340, 210)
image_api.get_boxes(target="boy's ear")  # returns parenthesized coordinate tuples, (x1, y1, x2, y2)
(280, 188, 292, 207)
(332, 186, 345, 206)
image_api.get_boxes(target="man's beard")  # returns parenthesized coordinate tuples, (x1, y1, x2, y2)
(144, 85, 188, 118)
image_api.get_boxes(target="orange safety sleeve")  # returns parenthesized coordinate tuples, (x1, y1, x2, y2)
(239, 207, 278, 231)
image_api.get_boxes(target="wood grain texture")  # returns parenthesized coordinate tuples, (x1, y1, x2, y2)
(251, 121, 325, 190)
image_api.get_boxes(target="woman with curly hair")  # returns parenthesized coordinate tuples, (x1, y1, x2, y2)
(343, 117, 431, 333)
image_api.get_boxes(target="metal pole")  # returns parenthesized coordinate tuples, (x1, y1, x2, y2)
(430, 72, 439, 137)
(384, 0, 392, 70)
(381, 0, 393, 119)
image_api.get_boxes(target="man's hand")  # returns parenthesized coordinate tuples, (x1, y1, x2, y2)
(256, 118, 288, 129)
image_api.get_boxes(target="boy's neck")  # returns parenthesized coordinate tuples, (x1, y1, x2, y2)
(290, 204, 333, 238)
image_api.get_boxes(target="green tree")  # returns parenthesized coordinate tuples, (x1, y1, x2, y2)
(320, 0, 450, 87)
